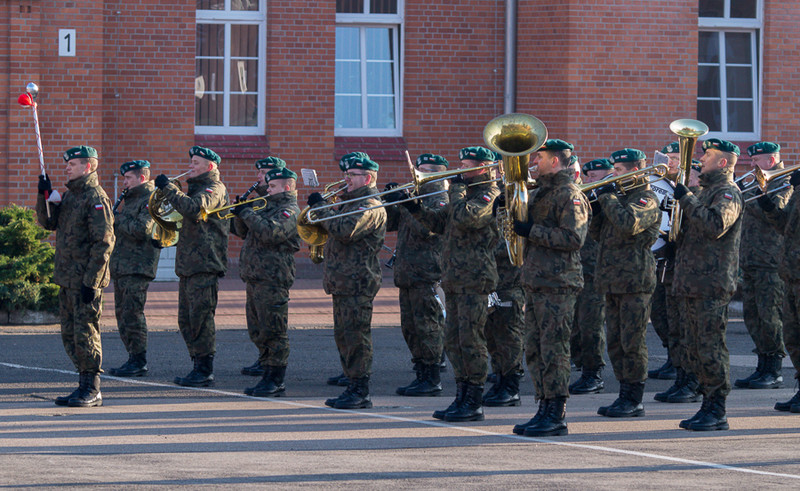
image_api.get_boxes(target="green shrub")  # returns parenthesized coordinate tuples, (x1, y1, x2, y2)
(0, 205, 58, 312)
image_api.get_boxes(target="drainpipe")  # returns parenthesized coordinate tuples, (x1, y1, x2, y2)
(504, 0, 517, 114)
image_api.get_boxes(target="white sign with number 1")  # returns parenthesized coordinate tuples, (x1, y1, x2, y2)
(59, 29, 76, 57)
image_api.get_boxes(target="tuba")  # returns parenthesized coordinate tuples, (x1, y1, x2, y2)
(483, 113, 548, 266)
(148, 170, 190, 248)
(668, 119, 708, 242)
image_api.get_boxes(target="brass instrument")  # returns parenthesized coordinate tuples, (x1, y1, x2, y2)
(668, 119, 709, 241)
(580, 164, 669, 202)
(199, 196, 268, 221)
(483, 113, 548, 266)
(296, 179, 347, 263)
(148, 170, 191, 248)
(743, 163, 800, 203)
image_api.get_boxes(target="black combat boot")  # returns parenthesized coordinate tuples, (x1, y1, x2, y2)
(404, 364, 443, 397)
(749, 353, 784, 389)
(775, 375, 800, 411)
(241, 360, 265, 376)
(174, 355, 215, 387)
(109, 352, 148, 377)
(55, 385, 81, 407)
(667, 370, 701, 403)
(679, 396, 710, 429)
(246, 366, 287, 397)
(734, 353, 764, 388)
(68, 372, 103, 407)
(569, 368, 605, 395)
(655, 368, 684, 402)
(687, 395, 728, 431)
(523, 397, 568, 437)
(486, 372, 499, 385)
(606, 382, 645, 418)
(326, 372, 350, 386)
(433, 382, 465, 420)
(513, 399, 547, 435)
(325, 376, 372, 409)
(444, 383, 485, 422)
(648, 354, 676, 380)
(483, 370, 522, 407)
(396, 364, 423, 395)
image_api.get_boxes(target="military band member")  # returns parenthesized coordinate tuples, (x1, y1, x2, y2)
(108, 160, 160, 377)
(734, 142, 791, 390)
(37, 145, 115, 407)
(411, 146, 500, 422)
(569, 158, 611, 395)
(511, 139, 589, 437)
(231, 163, 301, 397)
(672, 138, 743, 431)
(154, 146, 229, 387)
(307, 153, 387, 409)
(384, 153, 448, 397)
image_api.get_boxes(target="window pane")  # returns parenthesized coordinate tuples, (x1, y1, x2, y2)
(726, 67, 752, 98)
(230, 94, 258, 126)
(731, 0, 757, 18)
(337, 0, 364, 13)
(196, 58, 223, 92)
(728, 100, 754, 132)
(231, 25, 259, 58)
(367, 62, 394, 94)
(232, 0, 259, 11)
(336, 95, 362, 128)
(370, 0, 397, 14)
(336, 27, 360, 59)
(366, 28, 392, 60)
(197, 24, 224, 57)
(725, 32, 752, 64)
(699, 0, 724, 17)
(698, 31, 719, 64)
(196, 91, 224, 126)
(197, 0, 223, 10)
(697, 100, 721, 132)
(367, 96, 395, 128)
(230, 59, 258, 93)
(335, 61, 361, 93)
(698, 66, 720, 98)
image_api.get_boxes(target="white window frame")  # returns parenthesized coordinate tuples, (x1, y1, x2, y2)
(195, 0, 267, 135)
(335, 3, 404, 137)
(698, 0, 763, 141)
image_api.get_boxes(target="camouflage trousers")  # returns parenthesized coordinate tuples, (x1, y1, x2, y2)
(664, 292, 685, 369)
(675, 295, 732, 398)
(246, 281, 290, 368)
(178, 273, 218, 358)
(113, 275, 151, 356)
(485, 287, 525, 376)
(525, 289, 577, 400)
(399, 285, 444, 366)
(742, 269, 786, 356)
(444, 292, 489, 385)
(570, 279, 606, 371)
(59, 287, 103, 373)
(650, 281, 669, 348)
(782, 281, 800, 377)
(605, 292, 651, 384)
(332, 295, 374, 379)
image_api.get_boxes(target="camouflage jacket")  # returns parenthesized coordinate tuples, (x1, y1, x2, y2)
(740, 165, 792, 271)
(416, 173, 500, 295)
(764, 182, 800, 283)
(580, 234, 600, 283)
(36, 171, 115, 289)
(520, 169, 589, 292)
(314, 185, 387, 296)
(110, 181, 160, 280)
(590, 183, 660, 294)
(161, 169, 229, 277)
(385, 180, 447, 288)
(233, 191, 301, 287)
(671, 169, 743, 297)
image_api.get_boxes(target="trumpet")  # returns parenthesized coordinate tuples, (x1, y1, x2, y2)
(581, 163, 669, 201)
(148, 170, 192, 248)
(199, 195, 268, 221)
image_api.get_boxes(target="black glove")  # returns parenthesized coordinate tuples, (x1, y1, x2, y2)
(38, 174, 52, 195)
(736, 179, 747, 191)
(401, 198, 420, 213)
(154, 174, 170, 190)
(450, 174, 465, 186)
(590, 199, 601, 217)
(513, 217, 534, 237)
(307, 192, 325, 207)
(757, 190, 776, 212)
(80, 284, 97, 304)
(384, 187, 409, 204)
(231, 200, 254, 216)
(659, 196, 675, 213)
(492, 194, 506, 216)
(673, 183, 690, 200)
(150, 239, 165, 250)
(383, 182, 400, 192)
(594, 182, 616, 198)
(791, 169, 800, 187)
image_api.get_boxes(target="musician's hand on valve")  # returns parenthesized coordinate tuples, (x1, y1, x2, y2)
(384, 187, 409, 204)
(450, 174, 465, 186)
(594, 182, 616, 198)
(673, 183, 690, 200)
(659, 196, 674, 213)
(791, 169, 800, 187)
(383, 182, 400, 192)
(307, 192, 325, 207)
(150, 239, 165, 250)
(154, 174, 170, 190)
(757, 190, 776, 212)
(492, 194, 506, 216)
(231, 200, 254, 216)
(513, 216, 534, 237)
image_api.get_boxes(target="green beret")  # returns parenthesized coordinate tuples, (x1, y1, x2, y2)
(747, 142, 780, 157)
(255, 156, 286, 169)
(539, 139, 574, 152)
(342, 156, 379, 172)
(569, 155, 580, 166)
(119, 160, 150, 176)
(415, 153, 449, 168)
(702, 138, 740, 156)
(63, 145, 98, 161)
(661, 142, 680, 154)
(189, 145, 221, 164)
(582, 158, 613, 174)
(458, 146, 494, 162)
(611, 148, 646, 163)
(265, 167, 297, 181)
(339, 151, 371, 171)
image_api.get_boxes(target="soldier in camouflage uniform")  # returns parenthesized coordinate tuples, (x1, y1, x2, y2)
(108, 160, 160, 377)
(154, 146, 229, 387)
(510, 139, 589, 437)
(734, 142, 791, 390)
(569, 158, 611, 395)
(412, 146, 500, 423)
(384, 153, 448, 397)
(759, 168, 800, 413)
(590, 149, 661, 418)
(672, 138, 743, 431)
(37, 145, 115, 407)
(307, 153, 386, 409)
(231, 162, 301, 397)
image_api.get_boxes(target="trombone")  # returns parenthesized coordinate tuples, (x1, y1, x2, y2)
(580, 163, 669, 201)
(743, 163, 800, 203)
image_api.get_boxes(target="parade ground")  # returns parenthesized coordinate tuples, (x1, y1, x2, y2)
(1, 277, 800, 489)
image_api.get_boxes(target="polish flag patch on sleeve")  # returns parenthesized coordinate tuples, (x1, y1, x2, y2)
(282, 210, 292, 218)
(205, 187, 213, 193)
(639, 198, 648, 205)
(94, 204, 104, 210)
(572, 199, 581, 205)
(482, 194, 492, 203)
(438, 201, 447, 207)
(724, 193, 733, 200)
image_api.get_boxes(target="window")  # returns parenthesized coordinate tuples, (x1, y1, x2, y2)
(335, 1, 403, 136)
(698, 0, 762, 140)
(195, 0, 266, 135)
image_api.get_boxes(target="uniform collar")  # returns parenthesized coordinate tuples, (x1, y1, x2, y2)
(66, 171, 98, 192)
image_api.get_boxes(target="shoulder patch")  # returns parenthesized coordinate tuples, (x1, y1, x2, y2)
(94, 203, 104, 210)
(438, 201, 447, 207)
(639, 198, 648, 206)
(573, 198, 581, 205)
(482, 194, 492, 203)
(724, 193, 733, 200)
(282, 210, 292, 218)
(205, 187, 213, 193)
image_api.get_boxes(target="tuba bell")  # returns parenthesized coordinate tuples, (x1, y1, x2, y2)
(668, 119, 708, 242)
